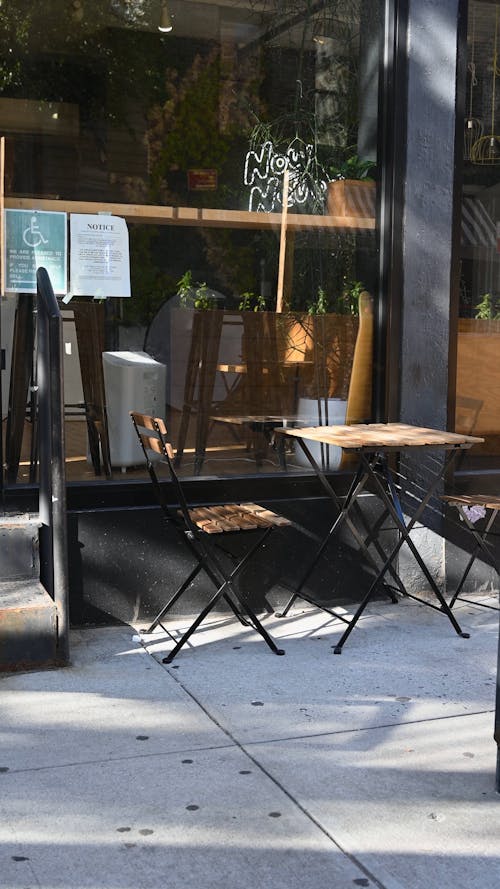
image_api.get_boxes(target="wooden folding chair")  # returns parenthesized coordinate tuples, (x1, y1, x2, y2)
(130, 411, 290, 662)
(442, 493, 500, 611)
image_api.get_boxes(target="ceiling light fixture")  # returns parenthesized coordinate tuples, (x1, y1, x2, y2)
(158, 1, 173, 33)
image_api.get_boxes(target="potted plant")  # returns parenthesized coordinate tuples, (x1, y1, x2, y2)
(326, 154, 376, 218)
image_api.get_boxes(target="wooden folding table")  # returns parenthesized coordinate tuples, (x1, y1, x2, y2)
(274, 422, 484, 652)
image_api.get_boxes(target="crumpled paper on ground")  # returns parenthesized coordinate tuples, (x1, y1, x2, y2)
(461, 504, 487, 523)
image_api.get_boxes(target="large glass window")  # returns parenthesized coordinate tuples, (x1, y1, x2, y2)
(0, 0, 383, 485)
(455, 0, 500, 472)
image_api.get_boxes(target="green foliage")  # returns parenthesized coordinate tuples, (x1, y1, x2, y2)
(0, 6, 167, 127)
(154, 55, 227, 173)
(0, 5, 32, 92)
(339, 278, 364, 314)
(307, 287, 329, 315)
(177, 270, 195, 305)
(148, 47, 250, 205)
(306, 281, 363, 316)
(475, 292, 500, 319)
(238, 292, 267, 311)
(177, 270, 217, 310)
(327, 154, 375, 181)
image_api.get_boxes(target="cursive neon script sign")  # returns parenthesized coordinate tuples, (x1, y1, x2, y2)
(243, 140, 327, 212)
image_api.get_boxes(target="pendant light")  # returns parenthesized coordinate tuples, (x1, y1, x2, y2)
(158, 1, 173, 33)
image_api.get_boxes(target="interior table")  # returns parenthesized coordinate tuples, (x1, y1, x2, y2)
(274, 422, 484, 653)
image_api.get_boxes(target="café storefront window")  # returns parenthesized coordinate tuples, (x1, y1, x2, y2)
(456, 0, 500, 473)
(0, 1, 384, 487)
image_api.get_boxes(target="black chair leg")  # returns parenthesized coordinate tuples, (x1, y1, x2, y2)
(162, 577, 284, 663)
(143, 563, 203, 633)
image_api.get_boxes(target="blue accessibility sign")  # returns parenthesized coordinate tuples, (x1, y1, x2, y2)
(3, 209, 67, 294)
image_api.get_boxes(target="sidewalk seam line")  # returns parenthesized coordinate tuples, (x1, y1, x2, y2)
(241, 707, 496, 747)
(0, 742, 237, 775)
(166, 665, 391, 889)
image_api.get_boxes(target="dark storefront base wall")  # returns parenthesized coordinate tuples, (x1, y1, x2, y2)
(67, 495, 398, 627)
(444, 518, 499, 598)
(13, 481, 500, 629)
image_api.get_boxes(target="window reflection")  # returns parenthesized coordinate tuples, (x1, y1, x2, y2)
(0, 1, 381, 483)
(456, 0, 500, 469)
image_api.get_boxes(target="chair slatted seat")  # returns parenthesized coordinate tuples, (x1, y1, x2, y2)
(187, 503, 290, 533)
(130, 411, 289, 662)
(443, 493, 500, 511)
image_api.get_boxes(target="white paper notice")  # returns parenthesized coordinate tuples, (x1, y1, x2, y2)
(70, 214, 131, 298)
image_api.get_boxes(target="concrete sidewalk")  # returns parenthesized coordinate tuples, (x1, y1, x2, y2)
(1, 595, 499, 889)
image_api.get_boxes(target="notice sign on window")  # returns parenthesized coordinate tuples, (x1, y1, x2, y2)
(69, 214, 131, 298)
(3, 209, 67, 294)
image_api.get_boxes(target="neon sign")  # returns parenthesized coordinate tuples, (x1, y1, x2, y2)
(243, 140, 327, 212)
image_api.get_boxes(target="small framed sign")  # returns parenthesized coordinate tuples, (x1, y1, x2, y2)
(187, 169, 218, 191)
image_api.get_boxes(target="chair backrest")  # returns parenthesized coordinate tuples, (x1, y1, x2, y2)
(73, 299, 111, 475)
(129, 411, 195, 532)
(455, 394, 483, 435)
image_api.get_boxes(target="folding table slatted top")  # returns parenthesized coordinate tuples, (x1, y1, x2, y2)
(274, 422, 482, 452)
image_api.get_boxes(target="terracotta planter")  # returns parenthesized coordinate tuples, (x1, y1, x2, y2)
(283, 313, 358, 400)
(326, 179, 376, 218)
(283, 316, 315, 364)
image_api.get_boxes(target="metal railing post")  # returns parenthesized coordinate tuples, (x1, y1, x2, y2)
(36, 266, 70, 664)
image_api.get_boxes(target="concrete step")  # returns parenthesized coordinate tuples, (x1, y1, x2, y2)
(0, 578, 58, 672)
(0, 514, 41, 581)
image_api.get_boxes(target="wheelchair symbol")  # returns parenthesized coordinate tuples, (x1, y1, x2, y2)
(23, 216, 49, 248)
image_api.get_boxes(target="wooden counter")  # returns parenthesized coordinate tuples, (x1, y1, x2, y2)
(4, 197, 375, 231)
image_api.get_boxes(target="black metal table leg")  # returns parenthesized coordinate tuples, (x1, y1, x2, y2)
(333, 449, 470, 653)
(279, 439, 406, 621)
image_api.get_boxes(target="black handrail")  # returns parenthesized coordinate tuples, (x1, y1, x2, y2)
(36, 266, 70, 664)
(496, 628, 500, 792)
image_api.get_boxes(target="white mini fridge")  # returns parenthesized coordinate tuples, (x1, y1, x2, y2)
(102, 351, 167, 469)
